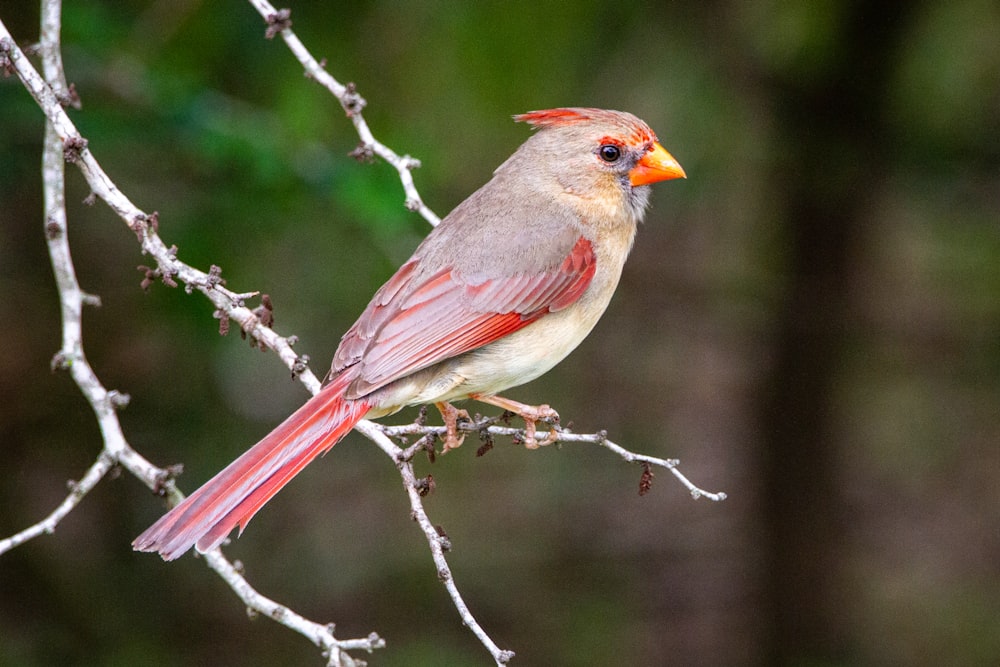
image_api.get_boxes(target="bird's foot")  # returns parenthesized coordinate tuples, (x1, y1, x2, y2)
(470, 394, 560, 449)
(435, 401, 471, 452)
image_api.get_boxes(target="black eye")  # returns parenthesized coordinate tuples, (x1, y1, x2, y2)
(598, 144, 622, 163)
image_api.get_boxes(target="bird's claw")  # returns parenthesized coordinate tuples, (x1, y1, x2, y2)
(435, 401, 470, 453)
(470, 394, 560, 449)
(513, 403, 558, 449)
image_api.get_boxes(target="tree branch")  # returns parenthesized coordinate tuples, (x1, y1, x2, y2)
(0, 9, 382, 667)
(246, 0, 440, 226)
(0, 5, 723, 665)
(379, 418, 726, 501)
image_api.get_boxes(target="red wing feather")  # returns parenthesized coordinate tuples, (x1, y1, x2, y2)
(338, 236, 596, 397)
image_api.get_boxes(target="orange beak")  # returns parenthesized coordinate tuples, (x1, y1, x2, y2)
(629, 141, 686, 186)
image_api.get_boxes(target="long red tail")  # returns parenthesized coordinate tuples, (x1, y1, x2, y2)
(133, 373, 371, 560)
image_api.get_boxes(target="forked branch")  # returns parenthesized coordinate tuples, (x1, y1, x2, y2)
(0, 5, 723, 666)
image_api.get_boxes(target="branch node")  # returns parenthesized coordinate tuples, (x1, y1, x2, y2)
(81, 292, 102, 307)
(401, 155, 421, 170)
(404, 198, 421, 212)
(291, 354, 310, 378)
(434, 525, 452, 552)
(106, 390, 131, 411)
(136, 264, 178, 291)
(348, 143, 375, 163)
(303, 57, 327, 80)
(162, 269, 179, 288)
(414, 474, 435, 497)
(82, 191, 97, 206)
(340, 82, 366, 117)
(151, 463, 184, 496)
(45, 216, 62, 240)
(50, 351, 72, 372)
(229, 290, 259, 308)
(62, 136, 88, 163)
(264, 8, 293, 39)
(0, 38, 14, 78)
(205, 264, 226, 290)
(59, 82, 82, 110)
(130, 211, 159, 241)
(244, 295, 275, 347)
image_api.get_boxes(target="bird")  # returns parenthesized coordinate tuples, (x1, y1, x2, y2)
(133, 107, 685, 560)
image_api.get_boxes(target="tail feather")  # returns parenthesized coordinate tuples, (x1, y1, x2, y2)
(133, 375, 371, 560)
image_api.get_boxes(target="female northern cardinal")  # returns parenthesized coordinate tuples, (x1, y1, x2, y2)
(134, 108, 685, 560)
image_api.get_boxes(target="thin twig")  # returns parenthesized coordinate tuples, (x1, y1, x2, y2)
(379, 421, 727, 501)
(358, 423, 516, 665)
(245, 0, 440, 227)
(202, 549, 385, 666)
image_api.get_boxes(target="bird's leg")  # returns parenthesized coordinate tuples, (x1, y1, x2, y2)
(435, 401, 471, 452)
(470, 394, 560, 449)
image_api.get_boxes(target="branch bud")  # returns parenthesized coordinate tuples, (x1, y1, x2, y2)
(341, 82, 366, 116)
(62, 136, 88, 163)
(50, 351, 72, 372)
(106, 390, 131, 410)
(264, 9, 292, 39)
(0, 38, 14, 78)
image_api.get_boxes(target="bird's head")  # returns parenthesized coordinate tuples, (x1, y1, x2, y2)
(510, 107, 685, 222)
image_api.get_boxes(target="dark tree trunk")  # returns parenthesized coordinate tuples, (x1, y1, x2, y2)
(754, 2, 918, 663)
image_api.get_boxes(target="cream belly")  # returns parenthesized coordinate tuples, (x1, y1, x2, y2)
(367, 304, 600, 417)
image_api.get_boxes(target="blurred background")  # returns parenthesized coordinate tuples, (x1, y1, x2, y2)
(1, 1, 998, 665)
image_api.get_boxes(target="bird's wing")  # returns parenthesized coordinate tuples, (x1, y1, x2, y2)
(331, 235, 596, 397)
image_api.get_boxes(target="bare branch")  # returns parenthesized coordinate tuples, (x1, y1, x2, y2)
(0, 452, 117, 556)
(0, 5, 724, 664)
(379, 420, 727, 501)
(0, 10, 381, 665)
(0, 21, 318, 385)
(358, 422, 516, 665)
(245, 0, 441, 226)
(201, 549, 385, 666)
